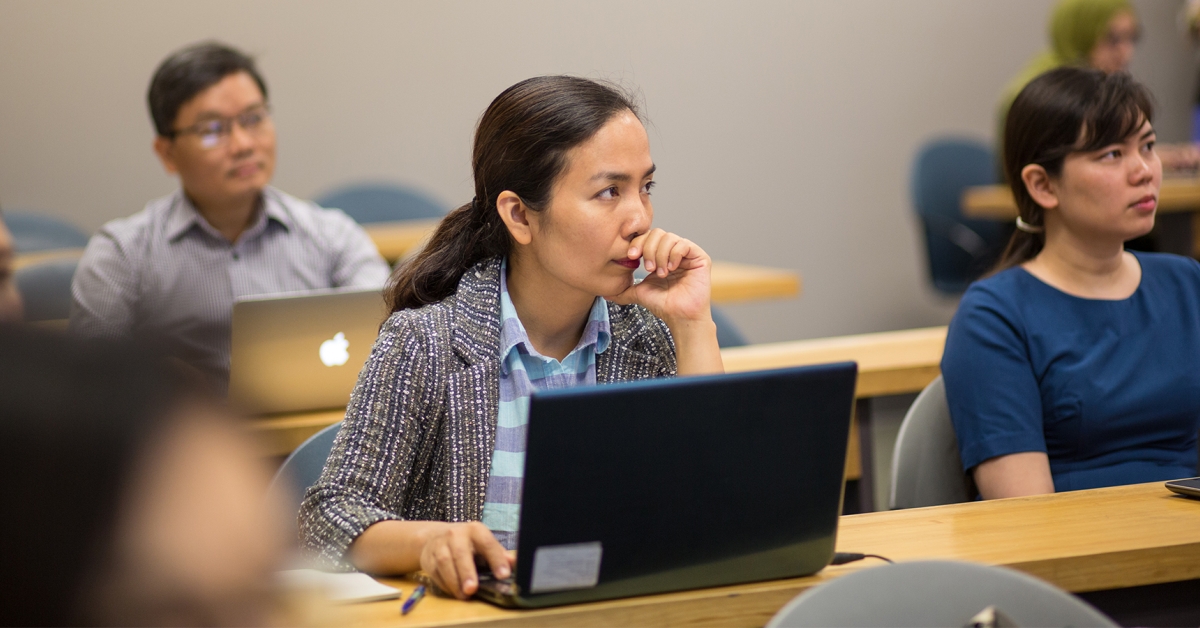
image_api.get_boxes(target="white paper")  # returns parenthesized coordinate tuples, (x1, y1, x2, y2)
(277, 569, 401, 604)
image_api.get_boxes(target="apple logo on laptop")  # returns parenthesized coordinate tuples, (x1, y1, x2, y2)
(319, 332, 350, 367)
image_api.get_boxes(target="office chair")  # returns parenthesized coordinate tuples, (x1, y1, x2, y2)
(711, 305, 748, 348)
(767, 560, 1116, 627)
(315, 181, 445, 224)
(14, 256, 79, 322)
(910, 139, 1012, 294)
(4, 211, 89, 253)
(271, 422, 342, 540)
(888, 376, 975, 510)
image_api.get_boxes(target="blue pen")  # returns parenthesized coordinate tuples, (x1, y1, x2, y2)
(401, 585, 426, 615)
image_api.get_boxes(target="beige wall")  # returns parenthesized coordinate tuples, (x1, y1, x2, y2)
(0, 0, 1192, 342)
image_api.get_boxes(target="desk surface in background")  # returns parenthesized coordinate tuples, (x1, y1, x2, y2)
(961, 178, 1200, 220)
(329, 482, 1200, 628)
(362, 220, 802, 305)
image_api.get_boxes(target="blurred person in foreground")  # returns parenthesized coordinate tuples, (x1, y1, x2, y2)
(0, 210, 24, 322)
(69, 41, 389, 391)
(0, 328, 289, 625)
(999, 0, 1200, 171)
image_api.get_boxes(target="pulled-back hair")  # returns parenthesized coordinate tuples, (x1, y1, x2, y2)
(386, 76, 639, 313)
(995, 67, 1154, 272)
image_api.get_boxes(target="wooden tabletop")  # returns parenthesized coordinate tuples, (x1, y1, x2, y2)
(362, 220, 802, 305)
(363, 219, 441, 262)
(721, 326, 946, 398)
(326, 482, 1200, 627)
(249, 326, 948, 458)
(961, 178, 1200, 219)
(12, 247, 84, 271)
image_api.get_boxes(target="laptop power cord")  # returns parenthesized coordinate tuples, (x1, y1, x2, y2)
(831, 552, 894, 566)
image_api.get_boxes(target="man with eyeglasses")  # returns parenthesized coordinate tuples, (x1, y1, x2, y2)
(70, 42, 389, 389)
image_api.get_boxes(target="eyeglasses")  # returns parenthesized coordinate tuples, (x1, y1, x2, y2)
(1102, 28, 1141, 48)
(168, 105, 272, 149)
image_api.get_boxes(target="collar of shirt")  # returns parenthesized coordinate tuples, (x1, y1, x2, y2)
(497, 257, 611, 375)
(164, 188, 293, 244)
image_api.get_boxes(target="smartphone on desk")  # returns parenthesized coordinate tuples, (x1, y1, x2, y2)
(1165, 477, 1200, 499)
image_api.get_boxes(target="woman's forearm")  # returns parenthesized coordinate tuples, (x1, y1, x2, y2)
(973, 451, 1055, 500)
(665, 316, 724, 376)
(346, 520, 448, 575)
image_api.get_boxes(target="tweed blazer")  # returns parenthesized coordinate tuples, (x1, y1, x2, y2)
(299, 256, 677, 568)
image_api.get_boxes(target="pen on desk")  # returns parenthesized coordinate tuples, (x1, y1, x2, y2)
(401, 585, 426, 615)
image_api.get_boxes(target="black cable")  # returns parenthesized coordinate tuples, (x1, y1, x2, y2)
(831, 552, 894, 565)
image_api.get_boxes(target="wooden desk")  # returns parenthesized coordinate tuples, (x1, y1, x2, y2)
(961, 178, 1200, 220)
(362, 220, 802, 305)
(721, 326, 946, 398)
(363, 219, 441, 262)
(328, 482, 1200, 627)
(12, 247, 84, 271)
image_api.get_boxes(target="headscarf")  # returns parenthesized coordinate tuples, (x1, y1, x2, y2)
(997, 0, 1136, 154)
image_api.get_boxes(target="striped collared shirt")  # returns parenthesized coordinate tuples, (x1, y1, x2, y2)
(69, 186, 390, 389)
(481, 259, 611, 549)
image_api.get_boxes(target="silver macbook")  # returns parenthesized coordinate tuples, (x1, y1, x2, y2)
(228, 287, 388, 415)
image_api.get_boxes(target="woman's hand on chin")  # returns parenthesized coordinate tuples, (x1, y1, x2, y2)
(611, 228, 713, 325)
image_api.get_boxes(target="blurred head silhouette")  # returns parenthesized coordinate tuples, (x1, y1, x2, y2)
(0, 328, 287, 626)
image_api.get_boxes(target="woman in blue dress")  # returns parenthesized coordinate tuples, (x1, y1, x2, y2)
(942, 67, 1200, 499)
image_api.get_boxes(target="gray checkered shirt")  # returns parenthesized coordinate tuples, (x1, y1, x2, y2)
(69, 186, 390, 388)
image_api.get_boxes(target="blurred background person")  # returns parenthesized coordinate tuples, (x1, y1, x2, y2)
(999, 0, 1200, 171)
(0, 328, 289, 626)
(0, 210, 24, 323)
(69, 41, 390, 391)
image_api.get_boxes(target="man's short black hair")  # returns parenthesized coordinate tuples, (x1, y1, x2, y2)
(147, 41, 268, 137)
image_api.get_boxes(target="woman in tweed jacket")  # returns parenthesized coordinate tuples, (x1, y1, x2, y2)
(300, 76, 724, 597)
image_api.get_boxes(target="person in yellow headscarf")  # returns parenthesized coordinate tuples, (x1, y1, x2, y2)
(998, 0, 1138, 148)
(998, 0, 1199, 171)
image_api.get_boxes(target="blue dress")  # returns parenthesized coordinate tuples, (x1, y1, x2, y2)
(942, 251, 1200, 492)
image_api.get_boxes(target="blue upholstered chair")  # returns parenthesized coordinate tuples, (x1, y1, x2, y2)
(272, 422, 342, 540)
(315, 182, 445, 224)
(711, 305, 748, 348)
(4, 211, 89, 253)
(910, 139, 1012, 294)
(14, 256, 79, 322)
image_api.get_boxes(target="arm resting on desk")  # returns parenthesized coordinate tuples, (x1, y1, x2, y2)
(974, 452, 1054, 499)
(350, 520, 513, 600)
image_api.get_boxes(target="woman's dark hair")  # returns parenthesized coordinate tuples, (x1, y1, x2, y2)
(0, 328, 192, 625)
(386, 75, 640, 312)
(995, 67, 1154, 271)
(148, 41, 268, 137)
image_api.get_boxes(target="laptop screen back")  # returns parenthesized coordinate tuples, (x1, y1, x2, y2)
(228, 288, 388, 415)
(513, 362, 857, 605)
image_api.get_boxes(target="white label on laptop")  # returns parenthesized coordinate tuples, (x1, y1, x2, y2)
(529, 542, 603, 593)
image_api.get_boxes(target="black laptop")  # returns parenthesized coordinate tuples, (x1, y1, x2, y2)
(475, 361, 858, 608)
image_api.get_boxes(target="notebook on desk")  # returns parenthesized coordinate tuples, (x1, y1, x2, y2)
(228, 287, 388, 415)
(475, 361, 858, 608)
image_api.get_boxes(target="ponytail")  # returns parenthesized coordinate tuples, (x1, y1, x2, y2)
(386, 198, 509, 312)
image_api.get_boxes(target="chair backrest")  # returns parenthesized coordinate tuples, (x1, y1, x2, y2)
(272, 422, 342, 540)
(315, 182, 445, 224)
(14, 257, 79, 322)
(888, 376, 974, 510)
(910, 138, 1010, 294)
(766, 560, 1116, 628)
(4, 211, 89, 253)
(711, 305, 748, 348)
